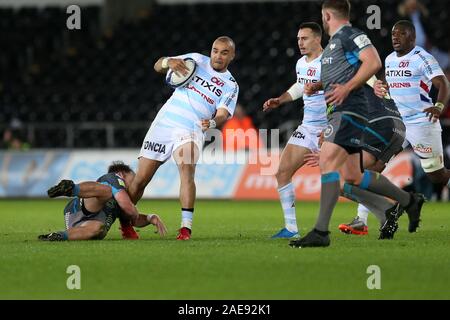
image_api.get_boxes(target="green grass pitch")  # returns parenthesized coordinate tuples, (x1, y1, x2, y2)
(0, 199, 449, 299)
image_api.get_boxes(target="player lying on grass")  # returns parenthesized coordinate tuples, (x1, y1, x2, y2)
(38, 161, 167, 241)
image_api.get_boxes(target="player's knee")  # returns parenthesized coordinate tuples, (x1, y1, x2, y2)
(319, 153, 337, 172)
(180, 165, 195, 183)
(426, 170, 447, 184)
(179, 163, 195, 174)
(369, 161, 386, 173)
(275, 167, 290, 184)
(342, 172, 362, 185)
(175, 144, 199, 165)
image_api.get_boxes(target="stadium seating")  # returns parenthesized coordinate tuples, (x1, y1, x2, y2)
(0, 0, 448, 148)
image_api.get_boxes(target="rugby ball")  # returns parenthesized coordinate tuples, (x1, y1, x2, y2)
(165, 58, 197, 88)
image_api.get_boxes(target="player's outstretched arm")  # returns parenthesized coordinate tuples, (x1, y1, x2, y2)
(128, 213, 168, 236)
(114, 190, 167, 236)
(263, 91, 293, 112)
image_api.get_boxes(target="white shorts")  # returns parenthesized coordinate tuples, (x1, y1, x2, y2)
(403, 121, 443, 159)
(139, 125, 204, 162)
(287, 124, 323, 152)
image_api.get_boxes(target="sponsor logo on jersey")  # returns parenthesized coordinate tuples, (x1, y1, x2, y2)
(398, 61, 410, 68)
(298, 78, 319, 84)
(353, 34, 372, 49)
(292, 131, 306, 140)
(224, 83, 238, 107)
(192, 75, 223, 97)
(306, 67, 317, 77)
(389, 82, 411, 88)
(386, 69, 413, 77)
(322, 57, 333, 65)
(117, 178, 126, 188)
(211, 76, 225, 87)
(417, 52, 433, 75)
(143, 141, 166, 154)
(186, 84, 215, 104)
(326, 103, 335, 115)
(413, 144, 432, 154)
(324, 124, 334, 138)
(392, 127, 405, 135)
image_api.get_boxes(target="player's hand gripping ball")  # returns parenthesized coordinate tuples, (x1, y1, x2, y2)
(165, 58, 197, 88)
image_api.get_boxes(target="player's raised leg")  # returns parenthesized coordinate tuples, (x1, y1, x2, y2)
(48, 180, 115, 218)
(47, 180, 111, 200)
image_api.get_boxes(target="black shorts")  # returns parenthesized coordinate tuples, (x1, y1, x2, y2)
(323, 111, 368, 154)
(362, 118, 406, 164)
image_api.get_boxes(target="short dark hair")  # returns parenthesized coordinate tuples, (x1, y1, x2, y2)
(108, 161, 134, 174)
(393, 20, 416, 36)
(299, 22, 323, 37)
(322, 0, 351, 19)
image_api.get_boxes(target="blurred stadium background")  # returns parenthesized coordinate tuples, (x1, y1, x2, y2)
(0, 0, 449, 200)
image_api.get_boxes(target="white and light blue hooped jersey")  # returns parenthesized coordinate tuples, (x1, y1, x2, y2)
(385, 46, 445, 125)
(295, 55, 327, 129)
(152, 53, 239, 132)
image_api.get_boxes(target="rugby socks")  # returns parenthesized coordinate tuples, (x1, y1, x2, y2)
(357, 203, 370, 225)
(72, 184, 80, 197)
(343, 183, 392, 225)
(315, 172, 340, 232)
(359, 170, 411, 207)
(181, 208, 194, 230)
(56, 230, 69, 241)
(277, 182, 298, 233)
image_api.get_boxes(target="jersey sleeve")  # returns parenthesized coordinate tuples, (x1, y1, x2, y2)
(342, 29, 373, 63)
(419, 53, 445, 81)
(217, 80, 239, 117)
(97, 173, 126, 196)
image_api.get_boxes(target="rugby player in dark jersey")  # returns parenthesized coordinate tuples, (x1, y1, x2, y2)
(39, 161, 167, 241)
(290, 0, 423, 248)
